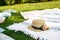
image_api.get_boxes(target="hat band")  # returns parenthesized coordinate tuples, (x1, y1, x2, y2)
(32, 25, 44, 30)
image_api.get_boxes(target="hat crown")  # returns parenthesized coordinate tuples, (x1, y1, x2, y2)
(32, 19, 45, 28)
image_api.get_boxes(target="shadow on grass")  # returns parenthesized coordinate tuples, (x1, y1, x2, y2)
(2, 18, 35, 40)
(0, 12, 35, 40)
(3, 30, 35, 40)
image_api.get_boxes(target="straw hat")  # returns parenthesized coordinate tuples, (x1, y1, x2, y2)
(28, 19, 49, 32)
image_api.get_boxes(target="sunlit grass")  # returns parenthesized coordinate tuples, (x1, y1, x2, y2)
(0, 1, 60, 11)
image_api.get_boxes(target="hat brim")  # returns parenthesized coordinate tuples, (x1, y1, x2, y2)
(28, 24, 48, 32)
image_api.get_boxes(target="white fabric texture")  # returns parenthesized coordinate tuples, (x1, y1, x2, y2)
(0, 16, 5, 23)
(7, 8, 60, 40)
(0, 10, 12, 23)
(2, 12, 11, 17)
(0, 28, 5, 33)
(21, 8, 60, 19)
(2, 9, 16, 13)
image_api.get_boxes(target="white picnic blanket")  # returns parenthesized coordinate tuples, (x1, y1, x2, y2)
(21, 8, 60, 19)
(0, 28, 5, 33)
(0, 9, 14, 23)
(7, 8, 60, 40)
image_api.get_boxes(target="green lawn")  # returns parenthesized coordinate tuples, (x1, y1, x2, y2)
(0, 1, 60, 11)
(0, 1, 60, 40)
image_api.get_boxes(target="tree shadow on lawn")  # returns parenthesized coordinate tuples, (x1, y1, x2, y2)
(3, 30, 35, 40)
(0, 12, 35, 40)
(0, 19, 35, 40)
